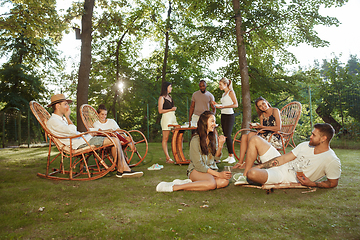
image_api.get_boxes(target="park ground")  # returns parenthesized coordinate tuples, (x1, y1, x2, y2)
(0, 142, 359, 239)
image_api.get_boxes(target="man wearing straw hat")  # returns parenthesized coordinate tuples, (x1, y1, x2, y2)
(46, 94, 143, 178)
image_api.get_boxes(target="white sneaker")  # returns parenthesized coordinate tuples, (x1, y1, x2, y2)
(173, 179, 192, 185)
(233, 174, 248, 185)
(227, 156, 236, 164)
(156, 182, 174, 192)
(222, 157, 229, 162)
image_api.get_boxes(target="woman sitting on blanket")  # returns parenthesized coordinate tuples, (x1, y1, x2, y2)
(92, 104, 135, 151)
(156, 111, 231, 192)
(233, 96, 282, 169)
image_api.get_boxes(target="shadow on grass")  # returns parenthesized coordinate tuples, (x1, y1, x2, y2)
(0, 143, 359, 239)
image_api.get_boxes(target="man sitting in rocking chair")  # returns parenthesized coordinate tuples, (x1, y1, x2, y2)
(46, 94, 143, 179)
(234, 123, 341, 188)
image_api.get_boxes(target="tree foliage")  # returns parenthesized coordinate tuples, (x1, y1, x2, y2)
(150, 0, 349, 127)
(0, 0, 66, 112)
(60, 0, 350, 140)
(314, 56, 360, 136)
(1, 0, 355, 142)
(81, 0, 221, 138)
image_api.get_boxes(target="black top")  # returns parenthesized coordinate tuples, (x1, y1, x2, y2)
(163, 97, 174, 110)
(262, 114, 276, 127)
(258, 109, 280, 140)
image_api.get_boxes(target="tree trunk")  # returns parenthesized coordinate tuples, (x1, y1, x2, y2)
(76, 0, 95, 132)
(232, 0, 251, 129)
(315, 105, 342, 133)
(161, 1, 171, 83)
(112, 91, 119, 120)
(112, 29, 130, 119)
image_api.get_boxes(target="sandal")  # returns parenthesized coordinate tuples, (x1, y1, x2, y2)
(233, 162, 246, 169)
(166, 158, 175, 164)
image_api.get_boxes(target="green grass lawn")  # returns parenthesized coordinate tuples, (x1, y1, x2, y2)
(0, 142, 359, 239)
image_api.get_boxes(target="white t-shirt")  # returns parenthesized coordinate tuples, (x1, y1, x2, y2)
(286, 142, 341, 181)
(92, 119, 120, 131)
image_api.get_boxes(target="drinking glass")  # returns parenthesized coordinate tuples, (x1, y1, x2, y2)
(224, 166, 232, 172)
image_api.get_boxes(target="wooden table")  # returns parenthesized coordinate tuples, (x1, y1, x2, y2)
(169, 125, 196, 164)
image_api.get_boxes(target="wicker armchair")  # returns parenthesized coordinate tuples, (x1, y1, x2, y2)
(233, 101, 302, 160)
(30, 101, 118, 181)
(80, 104, 148, 167)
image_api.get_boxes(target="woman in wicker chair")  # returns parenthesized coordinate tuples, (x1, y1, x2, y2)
(233, 97, 282, 169)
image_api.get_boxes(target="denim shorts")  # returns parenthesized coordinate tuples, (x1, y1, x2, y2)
(77, 136, 105, 149)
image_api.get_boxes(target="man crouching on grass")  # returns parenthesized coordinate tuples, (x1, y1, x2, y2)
(234, 123, 341, 188)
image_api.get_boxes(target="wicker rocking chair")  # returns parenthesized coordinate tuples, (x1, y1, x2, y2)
(30, 101, 118, 181)
(80, 104, 148, 167)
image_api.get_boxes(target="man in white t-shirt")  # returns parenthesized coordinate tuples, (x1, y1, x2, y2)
(235, 123, 341, 188)
(189, 80, 216, 127)
(46, 94, 143, 179)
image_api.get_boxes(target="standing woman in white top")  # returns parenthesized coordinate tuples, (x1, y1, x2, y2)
(158, 82, 179, 164)
(212, 77, 238, 163)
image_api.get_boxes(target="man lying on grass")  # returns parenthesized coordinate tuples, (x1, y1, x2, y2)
(234, 123, 341, 188)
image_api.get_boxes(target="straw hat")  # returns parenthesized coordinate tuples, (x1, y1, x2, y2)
(47, 94, 73, 107)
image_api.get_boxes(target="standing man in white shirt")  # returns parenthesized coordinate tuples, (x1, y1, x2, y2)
(46, 94, 143, 178)
(189, 80, 216, 127)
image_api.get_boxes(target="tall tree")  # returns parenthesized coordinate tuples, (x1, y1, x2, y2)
(0, 0, 65, 111)
(347, 54, 360, 75)
(172, 0, 347, 125)
(314, 56, 360, 134)
(76, 0, 95, 132)
(161, 0, 171, 83)
(62, 0, 350, 140)
(232, 0, 251, 128)
(88, 0, 159, 121)
(87, 0, 207, 135)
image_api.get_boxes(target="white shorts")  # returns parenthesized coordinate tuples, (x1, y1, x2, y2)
(191, 114, 199, 127)
(259, 145, 296, 184)
(161, 111, 178, 131)
(265, 163, 297, 184)
(259, 145, 281, 163)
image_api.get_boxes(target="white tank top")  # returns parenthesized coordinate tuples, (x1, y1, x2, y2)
(220, 90, 234, 114)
